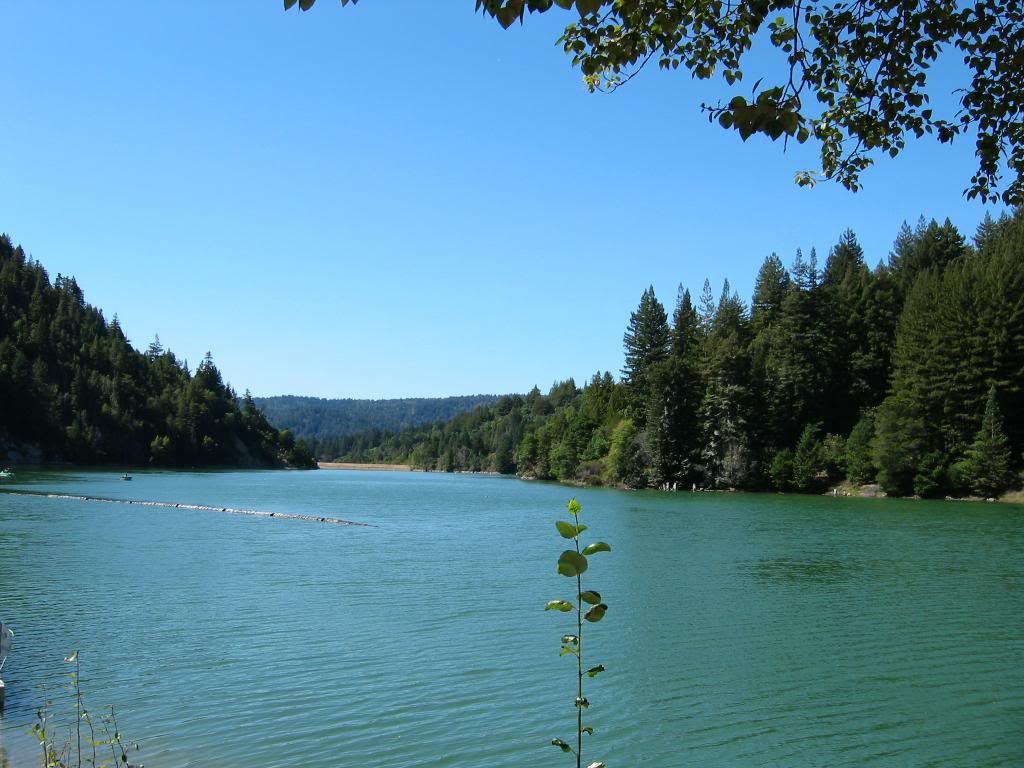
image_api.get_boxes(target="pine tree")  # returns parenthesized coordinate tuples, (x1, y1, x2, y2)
(873, 395, 932, 496)
(792, 423, 825, 492)
(844, 411, 877, 484)
(855, 263, 900, 409)
(769, 448, 795, 490)
(646, 355, 701, 486)
(889, 217, 968, 296)
(698, 278, 716, 337)
(751, 253, 789, 336)
(964, 386, 1015, 496)
(818, 230, 871, 433)
(699, 283, 753, 488)
(763, 249, 837, 447)
(621, 286, 670, 421)
(888, 212, 1024, 460)
(670, 285, 701, 358)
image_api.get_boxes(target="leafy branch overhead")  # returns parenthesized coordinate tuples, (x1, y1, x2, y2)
(285, 0, 1023, 205)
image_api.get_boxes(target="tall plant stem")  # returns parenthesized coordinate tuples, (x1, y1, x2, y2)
(76, 653, 82, 768)
(575, 540, 583, 768)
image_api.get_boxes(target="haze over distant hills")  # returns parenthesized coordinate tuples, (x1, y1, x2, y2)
(253, 395, 503, 441)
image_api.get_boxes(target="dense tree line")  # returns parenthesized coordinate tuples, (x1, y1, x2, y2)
(254, 394, 501, 450)
(0, 235, 315, 468)
(334, 211, 1023, 497)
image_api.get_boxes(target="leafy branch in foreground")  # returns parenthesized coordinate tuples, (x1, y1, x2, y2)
(284, 0, 1023, 205)
(545, 498, 610, 768)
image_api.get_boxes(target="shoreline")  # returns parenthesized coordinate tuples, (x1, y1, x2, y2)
(318, 461, 415, 472)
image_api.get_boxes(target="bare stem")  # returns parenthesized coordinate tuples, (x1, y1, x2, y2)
(76, 653, 82, 768)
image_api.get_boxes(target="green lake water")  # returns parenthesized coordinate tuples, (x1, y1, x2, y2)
(0, 470, 1021, 767)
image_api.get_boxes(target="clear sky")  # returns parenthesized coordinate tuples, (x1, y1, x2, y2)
(1, 3, 1007, 399)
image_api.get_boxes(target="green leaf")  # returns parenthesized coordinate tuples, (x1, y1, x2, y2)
(586, 664, 606, 677)
(567, 498, 582, 516)
(298, 0, 316, 9)
(560, 645, 578, 655)
(557, 550, 588, 577)
(737, 116, 756, 141)
(580, 590, 602, 605)
(562, 634, 579, 644)
(582, 541, 611, 555)
(575, 696, 590, 708)
(545, 600, 574, 612)
(495, 4, 522, 28)
(587, 762, 607, 768)
(551, 738, 574, 754)
(581, 725, 594, 735)
(575, 0, 602, 16)
(555, 520, 577, 539)
(584, 603, 608, 622)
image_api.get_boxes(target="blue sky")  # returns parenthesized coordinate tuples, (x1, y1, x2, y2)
(1, 2, 1006, 399)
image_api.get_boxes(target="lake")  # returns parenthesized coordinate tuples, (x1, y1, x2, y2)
(0, 469, 1021, 767)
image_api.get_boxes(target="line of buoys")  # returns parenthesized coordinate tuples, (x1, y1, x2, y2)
(0, 489, 369, 527)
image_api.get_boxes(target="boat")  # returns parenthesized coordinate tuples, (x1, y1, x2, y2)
(121, 473, 132, 481)
(0, 468, 12, 479)
(0, 621, 12, 673)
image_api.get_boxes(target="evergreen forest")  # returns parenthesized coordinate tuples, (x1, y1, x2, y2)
(330, 212, 1024, 498)
(254, 394, 501, 450)
(0, 235, 315, 469)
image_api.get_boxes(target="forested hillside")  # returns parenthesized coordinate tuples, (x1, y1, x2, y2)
(0, 235, 314, 468)
(254, 394, 501, 452)
(333, 212, 1023, 498)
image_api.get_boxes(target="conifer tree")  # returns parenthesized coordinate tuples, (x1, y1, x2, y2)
(763, 249, 836, 447)
(750, 253, 789, 336)
(769, 448, 795, 491)
(698, 278, 716, 337)
(973, 211, 1009, 252)
(792, 423, 826, 492)
(621, 286, 670, 422)
(964, 386, 1016, 496)
(646, 355, 701, 486)
(856, 263, 900, 409)
(670, 285, 701, 358)
(699, 283, 753, 487)
(873, 396, 932, 496)
(889, 217, 968, 296)
(844, 412, 877, 484)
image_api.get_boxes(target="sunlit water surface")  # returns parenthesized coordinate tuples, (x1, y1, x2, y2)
(0, 469, 1021, 767)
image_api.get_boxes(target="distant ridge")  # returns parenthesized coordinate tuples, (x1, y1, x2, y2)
(254, 394, 503, 441)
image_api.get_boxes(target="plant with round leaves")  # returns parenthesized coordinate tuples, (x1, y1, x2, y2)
(544, 498, 611, 768)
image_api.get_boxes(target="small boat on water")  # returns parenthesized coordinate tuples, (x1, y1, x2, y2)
(0, 468, 12, 479)
(121, 473, 132, 481)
